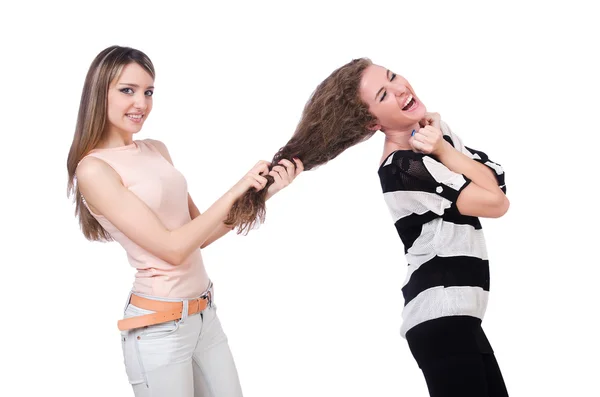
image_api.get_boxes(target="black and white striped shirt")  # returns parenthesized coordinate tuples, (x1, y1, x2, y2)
(378, 121, 506, 337)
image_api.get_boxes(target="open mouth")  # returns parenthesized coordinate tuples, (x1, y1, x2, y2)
(126, 114, 144, 123)
(402, 95, 417, 111)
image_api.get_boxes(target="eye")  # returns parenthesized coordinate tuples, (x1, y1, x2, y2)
(379, 73, 398, 102)
(145, 90, 154, 97)
(120, 87, 134, 95)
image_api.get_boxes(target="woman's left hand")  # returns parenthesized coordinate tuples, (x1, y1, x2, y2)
(266, 158, 304, 198)
(410, 125, 448, 156)
(419, 112, 441, 129)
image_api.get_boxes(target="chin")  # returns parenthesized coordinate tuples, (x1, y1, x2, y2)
(416, 108, 426, 121)
(125, 125, 144, 134)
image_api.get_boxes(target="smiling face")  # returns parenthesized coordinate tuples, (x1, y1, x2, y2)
(359, 64, 426, 131)
(105, 62, 154, 137)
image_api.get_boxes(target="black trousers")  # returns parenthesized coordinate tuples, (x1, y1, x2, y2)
(406, 316, 509, 397)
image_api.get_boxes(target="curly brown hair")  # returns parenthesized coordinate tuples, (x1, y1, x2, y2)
(225, 57, 376, 234)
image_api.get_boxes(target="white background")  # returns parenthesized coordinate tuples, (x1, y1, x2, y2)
(1, 1, 598, 396)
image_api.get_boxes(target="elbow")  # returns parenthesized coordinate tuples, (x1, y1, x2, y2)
(166, 242, 201, 266)
(501, 195, 510, 214)
(164, 249, 185, 266)
(164, 240, 187, 266)
(168, 239, 209, 264)
(171, 254, 185, 266)
(490, 194, 510, 218)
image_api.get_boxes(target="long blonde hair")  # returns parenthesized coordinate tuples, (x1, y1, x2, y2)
(66, 45, 155, 241)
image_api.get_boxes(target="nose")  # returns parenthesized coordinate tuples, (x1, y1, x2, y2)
(133, 92, 148, 111)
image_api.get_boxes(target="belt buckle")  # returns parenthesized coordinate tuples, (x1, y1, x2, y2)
(199, 290, 212, 308)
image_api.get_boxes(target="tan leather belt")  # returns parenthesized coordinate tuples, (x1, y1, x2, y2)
(118, 293, 210, 332)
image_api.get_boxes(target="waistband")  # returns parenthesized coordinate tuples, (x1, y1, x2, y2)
(118, 281, 214, 332)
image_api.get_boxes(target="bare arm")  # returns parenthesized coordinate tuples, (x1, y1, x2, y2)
(77, 153, 269, 265)
(150, 140, 304, 249)
(189, 156, 304, 249)
(186, 193, 234, 249)
(467, 156, 499, 186)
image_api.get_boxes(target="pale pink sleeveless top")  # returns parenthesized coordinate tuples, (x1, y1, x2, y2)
(81, 139, 209, 298)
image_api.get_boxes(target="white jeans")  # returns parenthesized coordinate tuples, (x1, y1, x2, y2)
(120, 287, 243, 396)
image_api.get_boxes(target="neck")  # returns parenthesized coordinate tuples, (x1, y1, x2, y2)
(382, 123, 420, 150)
(99, 129, 134, 149)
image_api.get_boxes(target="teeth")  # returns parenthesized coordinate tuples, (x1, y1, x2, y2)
(403, 95, 413, 108)
(127, 114, 143, 119)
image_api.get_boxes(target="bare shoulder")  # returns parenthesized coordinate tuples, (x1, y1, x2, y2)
(76, 156, 123, 214)
(76, 156, 119, 185)
(144, 138, 173, 164)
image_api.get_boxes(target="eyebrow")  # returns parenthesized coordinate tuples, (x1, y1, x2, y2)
(374, 70, 391, 100)
(118, 83, 155, 89)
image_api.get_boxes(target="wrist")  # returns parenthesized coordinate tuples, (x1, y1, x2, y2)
(223, 189, 240, 204)
(265, 185, 279, 201)
(433, 140, 453, 158)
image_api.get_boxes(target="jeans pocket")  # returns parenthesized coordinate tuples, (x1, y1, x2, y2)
(121, 329, 146, 386)
(139, 319, 181, 340)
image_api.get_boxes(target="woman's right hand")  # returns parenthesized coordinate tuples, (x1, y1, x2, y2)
(228, 160, 271, 199)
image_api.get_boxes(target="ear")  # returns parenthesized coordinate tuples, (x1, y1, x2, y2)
(367, 122, 382, 132)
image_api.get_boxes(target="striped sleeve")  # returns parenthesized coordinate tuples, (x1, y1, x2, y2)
(380, 150, 472, 218)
